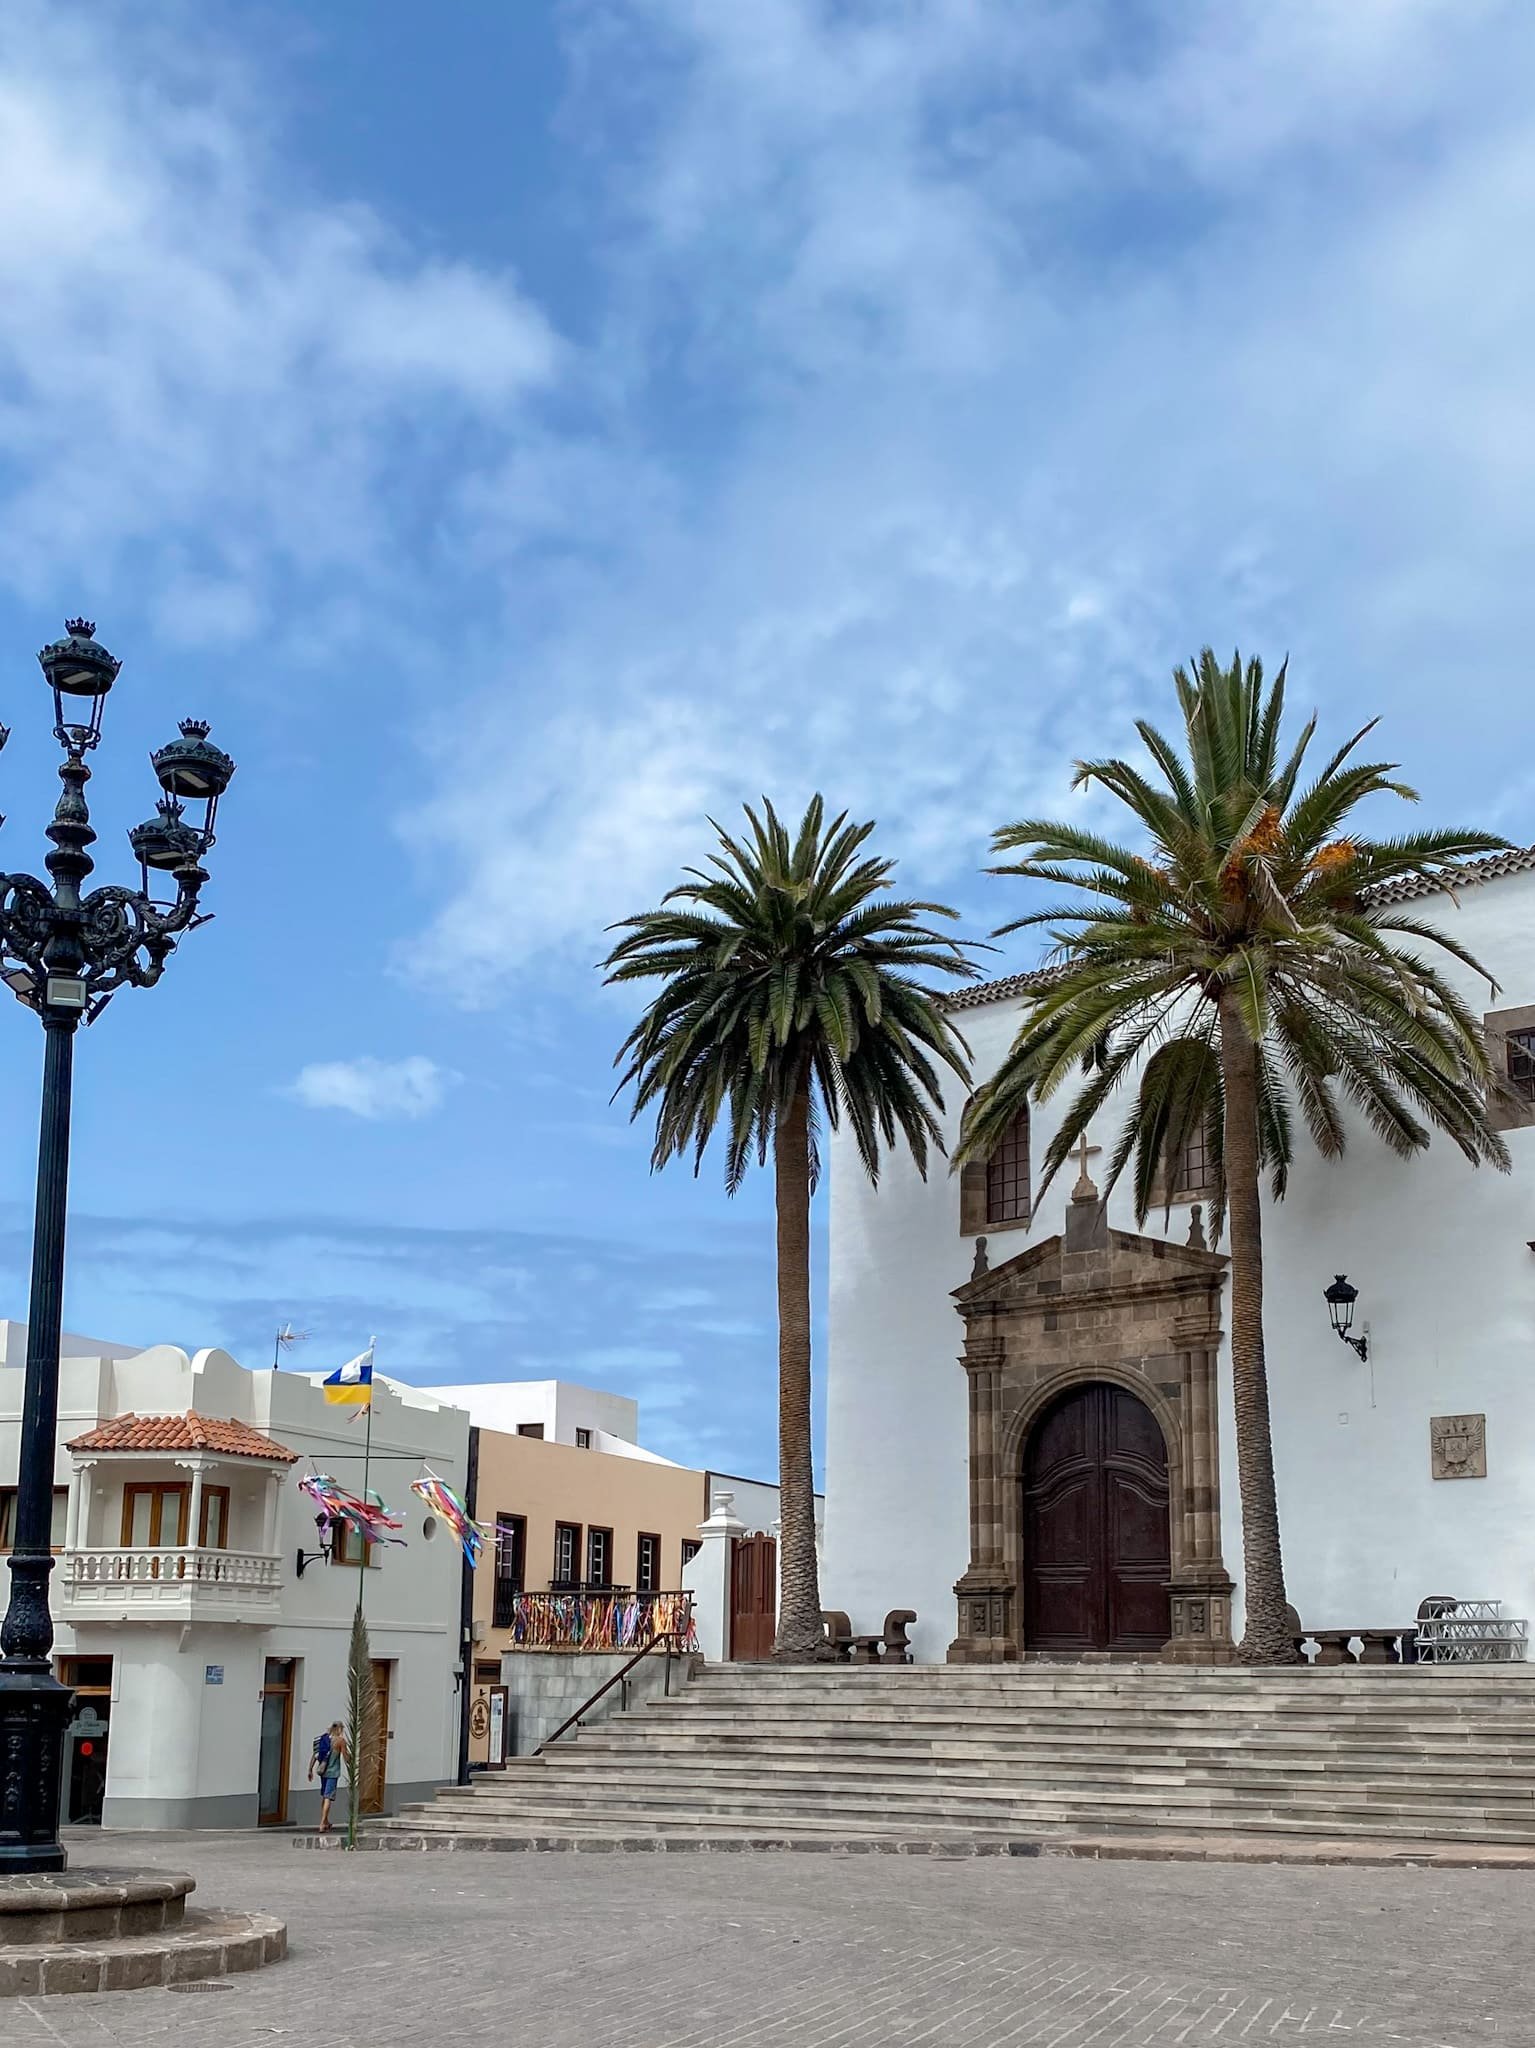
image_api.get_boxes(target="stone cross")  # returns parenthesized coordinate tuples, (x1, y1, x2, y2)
(1070, 1131, 1102, 1201)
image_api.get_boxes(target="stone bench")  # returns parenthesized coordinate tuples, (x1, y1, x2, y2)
(820, 1608, 916, 1665)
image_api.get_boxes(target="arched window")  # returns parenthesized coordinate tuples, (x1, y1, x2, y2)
(960, 1100, 1031, 1235)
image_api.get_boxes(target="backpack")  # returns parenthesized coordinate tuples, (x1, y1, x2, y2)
(312, 1732, 333, 1772)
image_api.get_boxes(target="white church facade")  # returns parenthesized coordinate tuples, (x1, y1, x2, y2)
(824, 851, 1535, 1667)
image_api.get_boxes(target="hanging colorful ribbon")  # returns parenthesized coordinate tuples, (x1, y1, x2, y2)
(299, 1469, 407, 1547)
(410, 1470, 485, 1566)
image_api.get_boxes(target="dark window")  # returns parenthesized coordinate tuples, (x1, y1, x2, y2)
(1172, 1123, 1217, 1198)
(984, 1106, 1031, 1225)
(492, 1514, 525, 1628)
(586, 1526, 613, 1587)
(681, 1538, 702, 1573)
(516, 1423, 545, 1440)
(1509, 1030, 1535, 1103)
(0, 1488, 68, 1551)
(636, 1532, 660, 1593)
(553, 1522, 581, 1586)
(575, 1427, 592, 1449)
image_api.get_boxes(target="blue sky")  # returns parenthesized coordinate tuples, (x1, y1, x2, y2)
(0, 1, 1530, 1478)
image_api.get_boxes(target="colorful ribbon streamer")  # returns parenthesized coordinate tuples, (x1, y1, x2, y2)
(410, 1471, 485, 1566)
(299, 1470, 407, 1547)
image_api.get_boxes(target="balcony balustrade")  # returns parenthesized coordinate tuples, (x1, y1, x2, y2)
(59, 1544, 283, 1621)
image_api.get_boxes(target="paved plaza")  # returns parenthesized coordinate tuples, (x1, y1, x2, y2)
(0, 1829, 1527, 2046)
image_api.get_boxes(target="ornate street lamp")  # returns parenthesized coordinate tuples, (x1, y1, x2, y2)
(0, 621, 232, 1872)
(1323, 1273, 1369, 1362)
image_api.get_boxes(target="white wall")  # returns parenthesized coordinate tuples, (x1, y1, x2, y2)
(826, 867, 1535, 1663)
(426, 1379, 640, 1448)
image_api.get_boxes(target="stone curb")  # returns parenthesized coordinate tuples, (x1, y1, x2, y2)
(292, 1830, 1535, 1870)
(0, 1911, 288, 1998)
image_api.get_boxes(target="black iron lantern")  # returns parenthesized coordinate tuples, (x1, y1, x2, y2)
(1323, 1273, 1369, 1361)
(37, 618, 120, 749)
(151, 718, 236, 843)
(128, 796, 205, 895)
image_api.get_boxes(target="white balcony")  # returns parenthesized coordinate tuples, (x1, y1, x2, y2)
(59, 1545, 283, 1623)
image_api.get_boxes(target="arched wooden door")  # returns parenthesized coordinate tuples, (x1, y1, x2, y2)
(1022, 1383, 1171, 1654)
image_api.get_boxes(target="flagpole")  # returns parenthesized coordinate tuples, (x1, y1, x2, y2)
(347, 1369, 373, 1850)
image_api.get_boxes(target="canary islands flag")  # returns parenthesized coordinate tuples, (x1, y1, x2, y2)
(323, 1340, 375, 1407)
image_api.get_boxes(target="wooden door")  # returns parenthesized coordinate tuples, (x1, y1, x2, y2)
(1022, 1383, 1171, 1654)
(361, 1660, 391, 1814)
(257, 1657, 294, 1826)
(729, 1533, 777, 1661)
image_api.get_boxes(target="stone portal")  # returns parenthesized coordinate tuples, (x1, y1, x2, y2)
(949, 1186, 1234, 1663)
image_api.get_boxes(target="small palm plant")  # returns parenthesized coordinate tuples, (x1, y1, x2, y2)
(344, 1607, 381, 1848)
(606, 796, 977, 1658)
(960, 650, 1510, 1661)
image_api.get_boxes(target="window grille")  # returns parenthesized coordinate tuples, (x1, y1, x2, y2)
(984, 1107, 1030, 1224)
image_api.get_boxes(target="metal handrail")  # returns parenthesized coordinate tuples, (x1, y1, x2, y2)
(534, 1597, 695, 1754)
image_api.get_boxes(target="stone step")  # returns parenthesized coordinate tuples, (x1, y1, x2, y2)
(388, 1796, 1535, 1845)
(568, 1728, 1535, 1766)
(536, 1744, 1535, 1794)
(689, 1671, 1535, 1693)
(429, 1773, 1535, 1825)
(629, 1708, 1535, 1742)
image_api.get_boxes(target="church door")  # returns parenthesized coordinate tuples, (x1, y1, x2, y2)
(1022, 1383, 1171, 1654)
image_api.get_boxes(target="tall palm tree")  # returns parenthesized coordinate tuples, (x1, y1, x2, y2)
(606, 796, 977, 1659)
(959, 651, 1511, 1662)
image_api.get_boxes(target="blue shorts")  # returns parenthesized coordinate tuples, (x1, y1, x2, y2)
(320, 1776, 339, 1799)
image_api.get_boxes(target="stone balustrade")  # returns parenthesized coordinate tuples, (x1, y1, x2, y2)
(59, 1545, 283, 1617)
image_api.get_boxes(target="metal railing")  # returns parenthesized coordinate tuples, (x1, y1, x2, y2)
(535, 1596, 697, 1752)
(506, 1589, 697, 1652)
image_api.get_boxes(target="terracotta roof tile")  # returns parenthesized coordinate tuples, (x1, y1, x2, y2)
(64, 1412, 299, 1463)
(948, 848, 1535, 1012)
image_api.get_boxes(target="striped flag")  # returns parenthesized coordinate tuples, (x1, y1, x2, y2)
(323, 1339, 375, 1408)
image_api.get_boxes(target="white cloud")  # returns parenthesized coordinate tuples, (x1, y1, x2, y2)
(397, 0, 1535, 992)
(287, 1056, 456, 1122)
(0, 1, 559, 616)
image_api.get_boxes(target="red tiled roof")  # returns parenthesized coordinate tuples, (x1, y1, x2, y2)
(64, 1412, 299, 1463)
(949, 849, 1535, 1012)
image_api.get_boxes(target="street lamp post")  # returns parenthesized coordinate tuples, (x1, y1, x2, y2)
(0, 621, 233, 1873)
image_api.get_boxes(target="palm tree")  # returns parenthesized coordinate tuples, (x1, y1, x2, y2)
(959, 650, 1511, 1662)
(606, 796, 977, 1659)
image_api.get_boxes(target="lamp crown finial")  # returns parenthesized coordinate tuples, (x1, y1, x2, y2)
(178, 717, 211, 741)
(64, 617, 95, 639)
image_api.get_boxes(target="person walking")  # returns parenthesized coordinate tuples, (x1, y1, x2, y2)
(308, 1721, 347, 1833)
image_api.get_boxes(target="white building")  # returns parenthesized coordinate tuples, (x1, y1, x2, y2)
(0, 1328, 470, 1830)
(825, 851, 1535, 1666)
(428, 1378, 662, 1459)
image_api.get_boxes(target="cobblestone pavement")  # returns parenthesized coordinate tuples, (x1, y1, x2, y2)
(4, 1829, 1530, 2046)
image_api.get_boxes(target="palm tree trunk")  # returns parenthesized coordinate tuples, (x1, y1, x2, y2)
(772, 1075, 824, 1660)
(1217, 990, 1296, 1663)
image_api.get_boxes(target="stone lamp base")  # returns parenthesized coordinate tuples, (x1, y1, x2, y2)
(0, 1869, 286, 1997)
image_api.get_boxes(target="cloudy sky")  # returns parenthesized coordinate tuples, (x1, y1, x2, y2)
(0, 0, 1529, 1475)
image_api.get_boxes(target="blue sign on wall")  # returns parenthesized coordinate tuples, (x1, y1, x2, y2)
(204, 1665, 224, 1686)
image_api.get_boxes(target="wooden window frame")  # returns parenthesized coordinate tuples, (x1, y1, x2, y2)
(516, 1423, 545, 1440)
(552, 1521, 582, 1588)
(1487, 1004, 1535, 1131)
(121, 1482, 190, 1548)
(199, 1485, 231, 1550)
(574, 1427, 592, 1449)
(681, 1538, 702, 1575)
(636, 1531, 661, 1593)
(586, 1525, 614, 1588)
(492, 1513, 526, 1628)
(0, 1486, 68, 1552)
(331, 1522, 383, 1569)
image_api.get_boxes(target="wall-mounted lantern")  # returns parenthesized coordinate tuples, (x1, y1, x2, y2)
(1323, 1274, 1369, 1361)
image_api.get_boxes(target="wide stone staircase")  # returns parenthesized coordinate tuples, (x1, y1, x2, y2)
(380, 1663, 1535, 1855)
